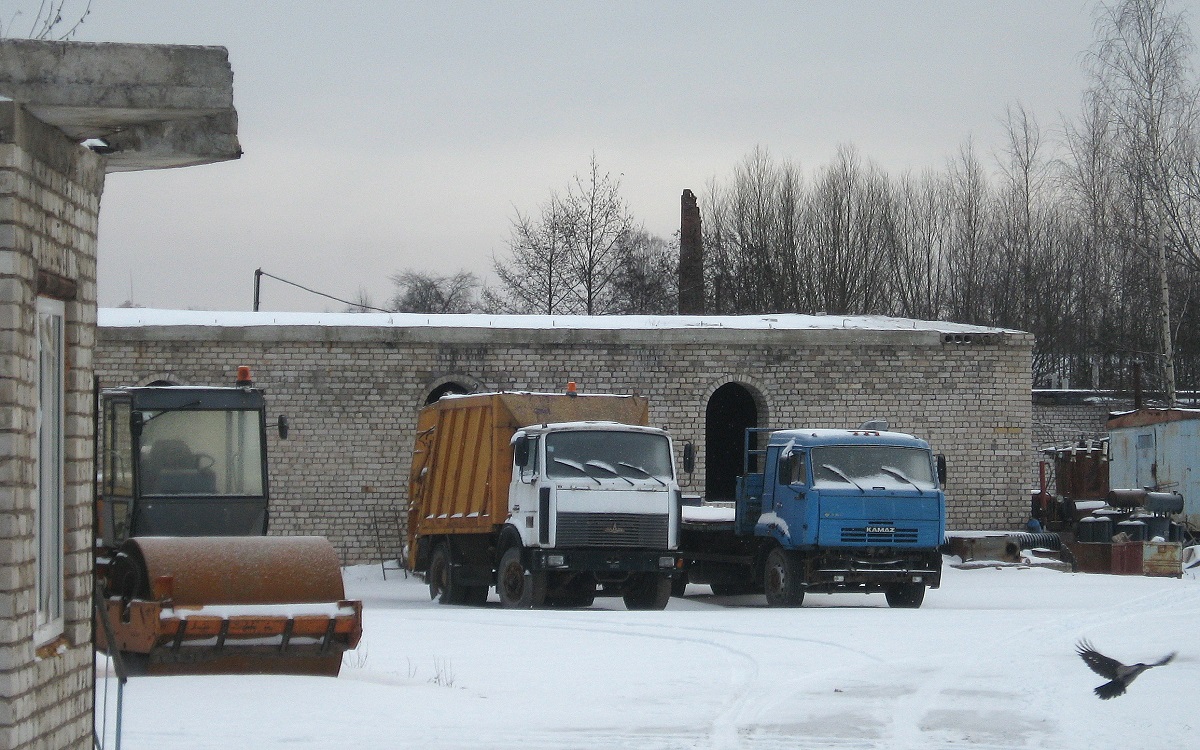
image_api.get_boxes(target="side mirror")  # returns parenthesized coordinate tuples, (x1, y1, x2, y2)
(936, 454, 947, 486)
(278, 415, 289, 440)
(683, 442, 695, 474)
(130, 411, 144, 438)
(514, 437, 530, 468)
(779, 453, 794, 484)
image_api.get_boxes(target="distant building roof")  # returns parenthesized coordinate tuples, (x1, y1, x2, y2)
(1108, 408, 1200, 430)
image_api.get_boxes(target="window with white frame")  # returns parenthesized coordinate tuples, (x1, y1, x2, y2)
(36, 296, 65, 643)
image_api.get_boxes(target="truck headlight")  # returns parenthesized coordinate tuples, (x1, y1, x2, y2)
(659, 556, 675, 568)
(546, 554, 566, 567)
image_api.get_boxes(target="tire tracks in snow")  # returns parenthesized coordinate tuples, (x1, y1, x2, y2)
(873, 576, 1200, 749)
(391, 608, 885, 748)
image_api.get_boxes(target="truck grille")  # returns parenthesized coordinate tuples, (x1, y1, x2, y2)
(840, 525, 920, 545)
(555, 512, 668, 548)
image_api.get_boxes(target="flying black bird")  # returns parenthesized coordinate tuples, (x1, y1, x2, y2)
(1076, 639, 1176, 699)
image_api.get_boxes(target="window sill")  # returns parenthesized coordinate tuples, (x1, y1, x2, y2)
(35, 633, 70, 660)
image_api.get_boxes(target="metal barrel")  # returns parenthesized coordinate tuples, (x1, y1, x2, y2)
(1115, 519, 1147, 541)
(1107, 489, 1148, 508)
(1145, 516, 1171, 540)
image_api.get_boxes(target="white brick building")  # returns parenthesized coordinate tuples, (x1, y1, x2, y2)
(97, 310, 1034, 564)
(0, 40, 239, 749)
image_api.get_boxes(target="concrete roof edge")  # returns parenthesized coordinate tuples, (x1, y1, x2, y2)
(0, 39, 240, 171)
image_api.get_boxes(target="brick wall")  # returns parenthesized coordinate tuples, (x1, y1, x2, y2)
(0, 103, 102, 750)
(1029, 392, 1132, 492)
(98, 318, 1034, 562)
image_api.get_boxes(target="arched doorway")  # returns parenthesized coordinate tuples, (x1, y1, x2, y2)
(705, 382, 759, 502)
(425, 381, 470, 405)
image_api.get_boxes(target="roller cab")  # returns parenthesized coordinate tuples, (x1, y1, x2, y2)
(96, 382, 272, 546)
(95, 373, 362, 676)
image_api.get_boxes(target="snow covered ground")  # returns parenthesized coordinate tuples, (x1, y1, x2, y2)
(97, 560, 1198, 749)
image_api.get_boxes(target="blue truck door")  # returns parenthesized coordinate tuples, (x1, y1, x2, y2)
(766, 445, 809, 544)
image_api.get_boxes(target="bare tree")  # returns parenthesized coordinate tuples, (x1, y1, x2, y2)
(343, 287, 378, 314)
(389, 270, 480, 313)
(563, 155, 637, 314)
(610, 229, 678, 314)
(1085, 0, 1199, 400)
(805, 145, 893, 315)
(491, 156, 640, 315)
(703, 147, 805, 314)
(490, 192, 576, 314)
(943, 140, 993, 324)
(1, 0, 93, 40)
(889, 170, 951, 320)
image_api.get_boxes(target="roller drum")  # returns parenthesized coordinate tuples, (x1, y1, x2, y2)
(98, 535, 360, 677)
(108, 535, 346, 605)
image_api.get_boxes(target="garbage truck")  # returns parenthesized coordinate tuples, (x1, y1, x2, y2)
(407, 386, 682, 610)
(94, 368, 362, 676)
(677, 424, 946, 608)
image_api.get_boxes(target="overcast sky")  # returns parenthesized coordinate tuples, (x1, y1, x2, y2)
(52, 1, 1144, 312)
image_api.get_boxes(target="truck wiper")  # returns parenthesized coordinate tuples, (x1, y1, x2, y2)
(553, 457, 602, 484)
(880, 466, 920, 490)
(821, 463, 865, 492)
(617, 462, 666, 487)
(585, 460, 634, 486)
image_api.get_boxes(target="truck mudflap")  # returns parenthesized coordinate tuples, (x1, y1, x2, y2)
(529, 547, 681, 577)
(804, 548, 942, 591)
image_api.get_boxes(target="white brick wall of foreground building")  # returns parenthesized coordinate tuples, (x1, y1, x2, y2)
(0, 103, 102, 750)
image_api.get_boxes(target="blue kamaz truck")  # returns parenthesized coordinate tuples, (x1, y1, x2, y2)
(677, 425, 946, 608)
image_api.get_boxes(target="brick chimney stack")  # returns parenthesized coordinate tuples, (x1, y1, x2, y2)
(678, 189, 704, 315)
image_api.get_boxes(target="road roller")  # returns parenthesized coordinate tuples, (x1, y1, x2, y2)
(94, 368, 362, 676)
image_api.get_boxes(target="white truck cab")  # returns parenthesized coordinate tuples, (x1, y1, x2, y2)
(509, 421, 681, 552)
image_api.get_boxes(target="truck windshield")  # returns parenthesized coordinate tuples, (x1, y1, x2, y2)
(811, 445, 935, 491)
(138, 409, 265, 496)
(545, 430, 672, 482)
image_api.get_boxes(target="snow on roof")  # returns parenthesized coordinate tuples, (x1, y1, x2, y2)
(99, 308, 1019, 334)
(1107, 407, 1200, 429)
(767, 428, 929, 447)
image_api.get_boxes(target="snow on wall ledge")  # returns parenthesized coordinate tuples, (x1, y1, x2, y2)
(98, 308, 1024, 345)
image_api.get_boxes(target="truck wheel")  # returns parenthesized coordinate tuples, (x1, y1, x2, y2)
(428, 543, 464, 605)
(763, 548, 804, 607)
(461, 585, 489, 606)
(708, 571, 756, 596)
(548, 575, 596, 608)
(670, 571, 688, 597)
(497, 547, 546, 609)
(884, 582, 925, 608)
(622, 573, 671, 610)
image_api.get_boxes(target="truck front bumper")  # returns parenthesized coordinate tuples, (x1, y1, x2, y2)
(529, 548, 681, 578)
(805, 548, 943, 591)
